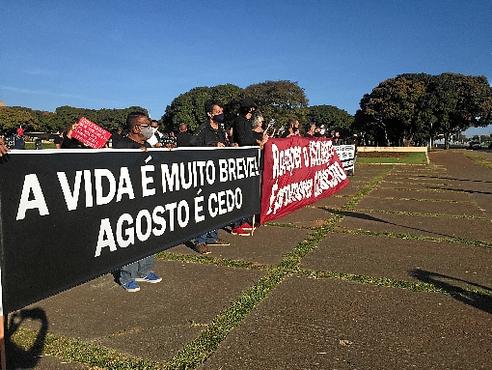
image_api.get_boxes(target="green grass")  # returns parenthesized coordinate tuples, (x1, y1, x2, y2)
(357, 152, 428, 164)
(463, 151, 492, 169)
(24, 141, 56, 150)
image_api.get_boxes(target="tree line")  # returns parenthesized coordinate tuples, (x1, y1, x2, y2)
(0, 81, 353, 138)
(1, 74, 490, 147)
(354, 73, 492, 147)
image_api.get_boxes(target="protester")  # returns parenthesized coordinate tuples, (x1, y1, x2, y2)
(60, 121, 89, 149)
(16, 125, 24, 137)
(147, 120, 164, 148)
(113, 111, 162, 292)
(190, 101, 231, 253)
(230, 98, 257, 146)
(229, 104, 267, 236)
(54, 130, 64, 149)
(251, 112, 269, 149)
(333, 131, 341, 145)
(0, 136, 8, 158)
(176, 122, 192, 147)
(282, 118, 301, 138)
(305, 121, 318, 138)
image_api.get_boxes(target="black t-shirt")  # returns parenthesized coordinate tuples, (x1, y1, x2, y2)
(112, 136, 151, 149)
(231, 116, 256, 146)
(190, 123, 227, 147)
(177, 132, 193, 147)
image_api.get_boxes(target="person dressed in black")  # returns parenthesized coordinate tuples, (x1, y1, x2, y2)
(190, 101, 231, 253)
(176, 122, 193, 147)
(230, 98, 257, 146)
(113, 112, 162, 292)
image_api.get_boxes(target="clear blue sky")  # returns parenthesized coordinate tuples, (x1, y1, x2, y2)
(1, 0, 491, 128)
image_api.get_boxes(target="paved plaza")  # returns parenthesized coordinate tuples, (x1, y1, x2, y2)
(7, 150, 491, 369)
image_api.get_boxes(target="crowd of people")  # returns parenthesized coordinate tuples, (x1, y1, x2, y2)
(0, 98, 351, 293)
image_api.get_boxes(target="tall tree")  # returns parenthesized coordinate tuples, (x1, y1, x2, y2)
(354, 73, 492, 147)
(0, 106, 40, 133)
(307, 105, 353, 132)
(161, 84, 242, 132)
(244, 80, 309, 129)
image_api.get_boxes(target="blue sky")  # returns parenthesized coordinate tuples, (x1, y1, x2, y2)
(1, 0, 491, 134)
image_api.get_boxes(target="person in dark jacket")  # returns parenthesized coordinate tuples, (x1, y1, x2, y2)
(190, 101, 231, 254)
(176, 122, 193, 147)
(113, 112, 162, 292)
(230, 98, 257, 146)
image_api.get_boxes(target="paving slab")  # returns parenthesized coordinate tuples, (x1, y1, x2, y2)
(273, 205, 335, 228)
(369, 187, 473, 202)
(301, 233, 492, 287)
(202, 277, 492, 370)
(355, 196, 481, 216)
(315, 195, 352, 209)
(430, 151, 492, 181)
(168, 225, 310, 265)
(473, 193, 492, 219)
(337, 210, 492, 242)
(6, 355, 88, 370)
(334, 183, 365, 197)
(14, 260, 264, 364)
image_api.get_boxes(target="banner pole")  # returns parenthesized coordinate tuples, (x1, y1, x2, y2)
(0, 315, 5, 370)
(0, 188, 7, 370)
(251, 214, 256, 236)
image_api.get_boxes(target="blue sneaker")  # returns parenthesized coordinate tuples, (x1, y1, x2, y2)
(122, 280, 140, 292)
(135, 272, 162, 284)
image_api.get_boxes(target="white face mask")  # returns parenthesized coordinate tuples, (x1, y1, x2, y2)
(140, 126, 154, 140)
(151, 127, 158, 134)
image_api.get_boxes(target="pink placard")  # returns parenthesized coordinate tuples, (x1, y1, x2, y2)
(71, 117, 112, 149)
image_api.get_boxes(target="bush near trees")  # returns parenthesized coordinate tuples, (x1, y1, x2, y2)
(354, 73, 492, 147)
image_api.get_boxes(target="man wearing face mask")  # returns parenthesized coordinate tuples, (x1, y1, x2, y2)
(113, 111, 162, 292)
(189, 101, 231, 254)
(190, 101, 228, 147)
(146, 120, 164, 148)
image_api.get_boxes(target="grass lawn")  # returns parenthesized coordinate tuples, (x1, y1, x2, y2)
(25, 141, 56, 150)
(357, 151, 428, 164)
(463, 151, 492, 169)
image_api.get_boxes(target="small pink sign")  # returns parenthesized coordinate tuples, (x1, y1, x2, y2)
(72, 117, 112, 149)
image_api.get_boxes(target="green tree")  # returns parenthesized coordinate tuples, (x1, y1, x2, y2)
(354, 73, 492, 147)
(161, 84, 242, 132)
(307, 105, 353, 132)
(0, 106, 40, 133)
(244, 80, 308, 130)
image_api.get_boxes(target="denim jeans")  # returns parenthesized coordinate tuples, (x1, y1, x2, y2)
(118, 255, 155, 285)
(195, 230, 218, 245)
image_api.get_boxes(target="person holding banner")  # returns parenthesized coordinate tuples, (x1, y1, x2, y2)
(190, 101, 231, 254)
(113, 111, 162, 292)
(0, 137, 8, 158)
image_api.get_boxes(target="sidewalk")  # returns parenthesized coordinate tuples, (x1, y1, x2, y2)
(7, 150, 491, 369)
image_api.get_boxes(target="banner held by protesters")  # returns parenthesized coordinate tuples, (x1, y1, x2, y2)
(260, 137, 349, 224)
(0, 147, 261, 313)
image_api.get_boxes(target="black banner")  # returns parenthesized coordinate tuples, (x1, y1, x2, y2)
(0, 148, 261, 313)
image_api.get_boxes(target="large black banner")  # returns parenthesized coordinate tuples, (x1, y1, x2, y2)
(0, 148, 261, 313)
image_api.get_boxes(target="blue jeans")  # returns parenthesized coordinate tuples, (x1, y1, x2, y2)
(118, 255, 155, 285)
(195, 230, 218, 245)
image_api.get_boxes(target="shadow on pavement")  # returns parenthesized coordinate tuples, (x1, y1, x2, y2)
(426, 186, 492, 195)
(6, 308, 48, 369)
(409, 269, 492, 314)
(413, 175, 492, 184)
(322, 208, 461, 240)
